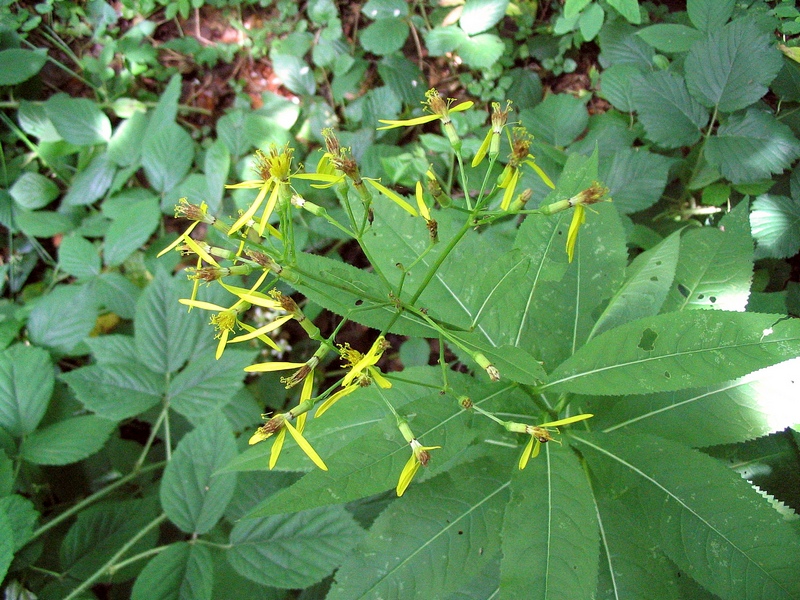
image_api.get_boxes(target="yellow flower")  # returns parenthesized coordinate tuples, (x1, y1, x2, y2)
(517, 413, 594, 469)
(396, 439, 441, 496)
(156, 199, 214, 258)
(315, 336, 392, 418)
(564, 183, 609, 263)
(415, 181, 438, 243)
(497, 127, 555, 211)
(248, 409, 327, 471)
(472, 100, 513, 167)
(377, 88, 473, 130)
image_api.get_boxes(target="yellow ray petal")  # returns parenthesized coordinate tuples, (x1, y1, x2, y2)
(315, 384, 358, 418)
(566, 204, 586, 263)
(377, 114, 440, 130)
(249, 428, 273, 445)
(178, 299, 227, 311)
(415, 182, 431, 220)
(525, 158, 555, 189)
(181, 235, 219, 266)
(365, 179, 418, 217)
(472, 129, 492, 167)
(396, 454, 421, 496)
(156, 221, 199, 258)
(245, 361, 307, 373)
(236, 322, 282, 351)
(450, 100, 474, 113)
(228, 181, 271, 234)
(500, 169, 520, 211)
(228, 314, 293, 343)
(519, 435, 535, 470)
(284, 421, 327, 470)
(538, 413, 594, 428)
(257, 182, 282, 236)
(269, 427, 287, 469)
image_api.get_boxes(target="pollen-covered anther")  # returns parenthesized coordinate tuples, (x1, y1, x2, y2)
(571, 182, 609, 206)
(262, 416, 284, 434)
(191, 267, 226, 282)
(281, 364, 312, 389)
(291, 194, 306, 208)
(244, 250, 276, 269)
(486, 365, 500, 382)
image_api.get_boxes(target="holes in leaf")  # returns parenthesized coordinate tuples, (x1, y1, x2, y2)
(655, 261, 662, 266)
(697, 293, 704, 300)
(677, 283, 690, 298)
(664, 371, 671, 379)
(355, 299, 363, 306)
(638, 328, 658, 352)
(650, 276, 659, 282)
(710, 296, 716, 303)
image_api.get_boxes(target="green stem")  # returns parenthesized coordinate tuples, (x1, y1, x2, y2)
(107, 544, 171, 576)
(132, 405, 168, 471)
(685, 105, 719, 200)
(29, 461, 165, 543)
(63, 513, 168, 600)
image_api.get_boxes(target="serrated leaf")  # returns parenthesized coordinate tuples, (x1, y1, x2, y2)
(576, 431, 800, 600)
(0, 48, 47, 85)
(662, 200, 753, 312)
(160, 416, 237, 534)
(0, 495, 38, 552)
(544, 311, 800, 396)
(501, 443, 599, 599)
(589, 230, 680, 339)
(636, 24, 704, 53)
(145, 74, 182, 142)
(45, 93, 111, 146)
(361, 0, 408, 19)
(59, 236, 101, 279)
(360, 18, 409, 56)
(607, 0, 640, 24)
(579, 3, 605, 41)
(96, 273, 140, 319)
(598, 64, 640, 112)
(460, 0, 510, 35)
(168, 349, 254, 421)
(61, 498, 161, 581)
(20, 416, 117, 465)
(565, 0, 592, 19)
(456, 32, 505, 70)
(142, 123, 194, 193)
(17, 100, 61, 142)
(424, 25, 467, 56)
(63, 152, 116, 206)
(135, 269, 208, 374)
(0, 509, 12, 584)
(685, 17, 783, 113)
(132, 542, 213, 600)
(587, 356, 800, 448)
(246, 384, 487, 516)
(0, 344, 53, 437)
(599, 147, 674, 213)
(108, 111, 147, 167)
(327, 458, 509, 600)
(60, 362, 164, 420)
(9, 171, 59, 210)
(85, 334, 139, 364)
(272, 54, 316, 96)
(377, 54, 425, 105)
(104, 196, 161, 266)
(521, 94, 589, 147)
(228, 506, 363, 589)
(687, 0, 734, 32)
(27, 284, 97, 355)
(750, 194, 800, 259)
(14, 207, 75, 238)
(631, 70, 709, 148)
(705, 109, 800, 184)
(597, 20, 655, 68)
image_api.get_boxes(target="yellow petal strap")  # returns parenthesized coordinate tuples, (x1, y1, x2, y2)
(472, 129, 492, 168)
(295, 412, 307, 435)
(235, 321, 281, 351)
(284, 421, 328, 471)
(415, 182, 431, 220)
(365, 179, 418, 217)
(539, 413, 594, 428)
(156, 221, 199, 257)
(396, 453, 421, 496)
(300, 371, 315, 401)
(178, 299, 226, 312)
(228, 314, 293, 344)
(257, 182, 282, 236)
(225, 180, 263, 189)
(269, 428, 287, 469)
(228, 181, 271, 234)
(245, 361, 306, 373)
(249, 428, 273, 445)
(236, 292, 283, 309)
(182, 235, 219, 266)
(566, 204, 586, 263)
(500, 169, 520, 211)
(450, 100, 474, 113)
(376, 114, 439, 130)
(214, 329, 230, 360)
(519, 436, 535, 470)
(370, 368, 392, 389)
(526, 159, 555, 189)
(315, 385, 358, 418)
(532, 439, 542, 459)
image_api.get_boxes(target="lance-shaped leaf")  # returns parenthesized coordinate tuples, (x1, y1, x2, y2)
(327, 457, 510, 600)
(543, 311, 800, 396)
(585, 356, 800, 448)
(575, 432, 800, 600)
(501, 443, 599, 599)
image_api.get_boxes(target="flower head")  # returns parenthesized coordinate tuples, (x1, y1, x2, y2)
(517, 413, 593, 469)
(396, 439, 441, 496)
(497, 127, 555, 211)
(565, 182, 609, 263)
(377, 89, 473, 130)
(249, 408, 327, 471)
(157, 199, 214, 258)
(472, 100, 513, 167)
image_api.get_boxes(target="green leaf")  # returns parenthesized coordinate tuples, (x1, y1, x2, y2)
(377, 54, 425, 105)
(145, 74, 182, 142)
(0, 345, 53, 437)
(544, 311, 800, 396)
(134, 269, 208, 374)
(586, 356, 800, 448)
(687, 0, 734, 31)
(204, 139, 230, 212)
(160, 416, 237, 534)
(59, 235, 101, 279)
(631, 70, 709, 148)
(456, 33, 505, 70)
(424, 25, 466, 56)
(362, 0, 408, 19)
(579, 3, 605, 41)
(662, 200, 753, 312)
(272, 54, 316, 96)
(598, 64, 640, 112)
(0, 509, 12, 584)
(96, 273, 141, 319)
(327, 458, 509, 600)
(45, 93, 112, 146)
(108, 111, 147, 166)
(17, 100, 61, 142)
(0, 495, 39, 552)
(685, 18, 783, 113)
(597, 20, 654, 69)
(103, 196, 161, 266)
(246, 383, 487, 515)
(704, 109, 800, 184)
(501, 443, 599, 599)
(589, 230, 680, 339)
(62, 152, 116, 206)
(564, 0, 591, 19)
(459, 0, 510, 35)
(636, 24, 704, 53)
(228, 505, 362, 589)
(14, 207, 74, 238)
(599, 147, 674, 213)
(607, 0, 640, 24)
(27, 284, 96, 355)
(132, 542, 213, 600)
(0, 48, 47, 85)
(60, 498, 160, 581)
(576, 431, 800, 600)
(9, 171, 59, 210)
(142, 122, 194, 193)
(60, 362, 164, 421)
(85, 334, 138, 364)
(521, 94, 589, 147)
(168, 349, 255, 421)
(750, 194, 800, 259)
(20, 415, 116, 465)
(360, 19, 409, 55)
